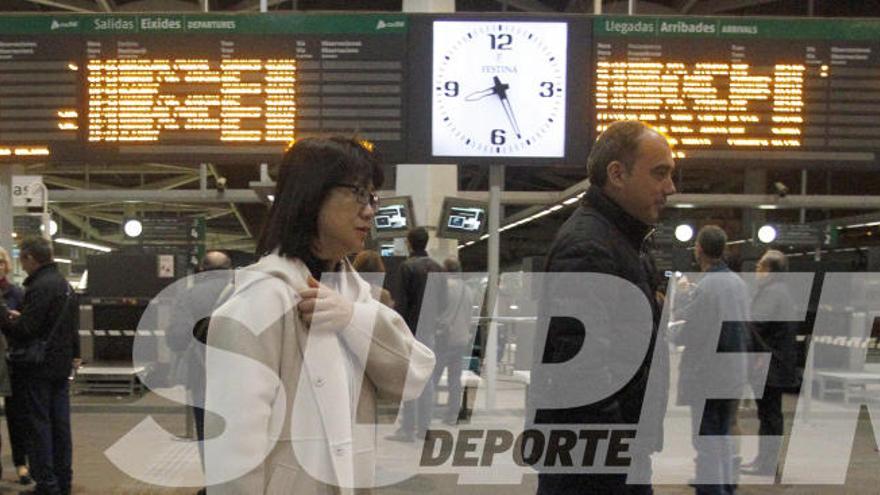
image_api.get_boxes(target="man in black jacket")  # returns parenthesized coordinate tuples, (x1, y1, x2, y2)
(742, 249, 797, 476)
(388, 227, 445, 441)
(532, 121, 676, 494)
(0, 237, 79, 495)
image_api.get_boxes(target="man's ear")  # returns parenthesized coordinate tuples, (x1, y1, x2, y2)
(606, 160, 626, 188)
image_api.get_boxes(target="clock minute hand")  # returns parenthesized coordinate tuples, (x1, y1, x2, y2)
(492, 76, 522, 139)
(464, 85, 499, 102)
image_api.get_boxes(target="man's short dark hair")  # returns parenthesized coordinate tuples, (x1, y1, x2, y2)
(19, 236, 53, 264)
(696, 225, 727, 259)
(407, 227, 429, 252)
(587, 120, 652, 188)
(760, 249, 788, 273)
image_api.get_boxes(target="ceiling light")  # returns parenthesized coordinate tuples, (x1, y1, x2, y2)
(54, 238, 112, 253)
(757, 225, 777, 244)
(674, 224, 694, 243)
(124, 219, 143, 238)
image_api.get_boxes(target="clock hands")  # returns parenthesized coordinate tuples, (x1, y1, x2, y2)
(463, 85, 497, 101)
(492, 76, 522, 140)
(463, 76, 522, 139)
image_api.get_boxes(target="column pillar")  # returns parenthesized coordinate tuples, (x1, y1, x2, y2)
(398, 0, 457, 261)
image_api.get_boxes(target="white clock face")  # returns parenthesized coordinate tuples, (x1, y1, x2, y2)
(432, 21, 567, 158)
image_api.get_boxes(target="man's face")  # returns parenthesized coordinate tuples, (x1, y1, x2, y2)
(608, 131, 677, 225)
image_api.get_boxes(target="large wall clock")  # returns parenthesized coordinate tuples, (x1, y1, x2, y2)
(432, 21, 568, 158)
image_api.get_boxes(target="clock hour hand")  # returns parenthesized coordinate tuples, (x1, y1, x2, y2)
(492, 76, 522, 139)
(464, 85, 498, 102)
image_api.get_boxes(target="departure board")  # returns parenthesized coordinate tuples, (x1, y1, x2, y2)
(593, 17, 880, 163)
(0, 34, 81, 159)
(0, 14, 408, 164)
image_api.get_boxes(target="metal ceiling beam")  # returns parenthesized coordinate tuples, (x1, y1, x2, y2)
(669, 194, 880, 209)
(22, 0, 97, 12)
(136, 174, 200, 191)
(232, 0, 285, 11)
(208, 164, 252, 239)
(26, 164, 198, 175)
(691, 0, 781, 14)
(95, 0, 114, 11)
(43, 176, 115, 191)
(50, 207, 115, 244)
(498, 0, 554, 11)
(679, 0, 699, 13)
(47, 189, 261, 203)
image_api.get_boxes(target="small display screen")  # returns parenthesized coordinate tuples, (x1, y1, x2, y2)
(372, 196, 414, 239)
(437, 197, 489, 241)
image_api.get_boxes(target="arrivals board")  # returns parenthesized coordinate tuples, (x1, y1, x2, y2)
(594, 16, 880, 164)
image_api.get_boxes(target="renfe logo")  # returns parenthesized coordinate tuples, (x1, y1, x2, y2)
(376, 19, 405, 30)
(50, 19, 79, 30)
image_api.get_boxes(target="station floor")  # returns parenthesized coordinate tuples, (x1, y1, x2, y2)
(0, 377, 875, 494)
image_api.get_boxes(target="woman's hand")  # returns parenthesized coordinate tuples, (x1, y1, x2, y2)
(297, 276, 354, 333)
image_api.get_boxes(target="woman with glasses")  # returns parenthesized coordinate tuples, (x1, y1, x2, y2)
(0, 247, 31, 486)
(203, 136, 435, 494)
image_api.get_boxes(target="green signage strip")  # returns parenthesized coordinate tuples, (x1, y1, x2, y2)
(0, 13, 408, 35)
(596, 15, 880, 40)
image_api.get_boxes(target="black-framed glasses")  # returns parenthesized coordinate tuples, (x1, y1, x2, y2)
(333, 183, 379, 210)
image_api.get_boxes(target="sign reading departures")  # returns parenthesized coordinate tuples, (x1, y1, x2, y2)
(0, 13, 880, 166)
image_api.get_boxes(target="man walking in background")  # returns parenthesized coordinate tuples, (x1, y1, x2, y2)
(675, 226, 751, 495)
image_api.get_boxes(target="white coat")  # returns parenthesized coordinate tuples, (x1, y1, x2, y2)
(203, 253, 436, 494)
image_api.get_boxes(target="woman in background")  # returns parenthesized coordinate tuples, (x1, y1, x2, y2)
(0, 247, 31, 485)
(352, 250, 395, 308)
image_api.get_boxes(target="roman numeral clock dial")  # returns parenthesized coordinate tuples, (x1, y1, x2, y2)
(432, 21, 568, 158)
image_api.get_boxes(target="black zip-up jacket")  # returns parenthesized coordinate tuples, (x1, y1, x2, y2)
(530, 185, 669, 453)
(1, 263, 80, 380)
(395, 251, 445, 345)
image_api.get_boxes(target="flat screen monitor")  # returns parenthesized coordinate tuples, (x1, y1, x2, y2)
(372, 196, 415, 240)
(437, 197, 488, 241)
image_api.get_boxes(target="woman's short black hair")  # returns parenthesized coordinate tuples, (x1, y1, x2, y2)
(256, 136, 384, 263)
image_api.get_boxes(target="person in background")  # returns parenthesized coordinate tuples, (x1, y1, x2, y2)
(675, 225, 751, 495)
(351, 250, 394, 308)
(431, 257, 476, 425)
(0, 246, 31, 485)
(741, 250, 798, 476)
(0, 237, 80, 495)
(387, 227, 445, 442)
(167, 249, 233, 495)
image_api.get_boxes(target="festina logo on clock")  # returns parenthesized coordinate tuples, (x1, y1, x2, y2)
(432, 21, 568, 158)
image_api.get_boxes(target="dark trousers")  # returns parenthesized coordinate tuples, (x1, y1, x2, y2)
(22, 377, 72, 495)
(754, 386, 783, 466)
(7, 371, 30, 467)
(192, 405, 205, 465)
(430, 345, 465, 422)
(536, 451, 654, 495)
(690, 399, 738, 495)
(400, 379, 435, 436)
